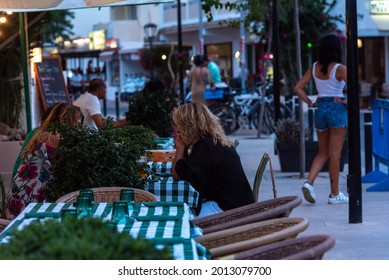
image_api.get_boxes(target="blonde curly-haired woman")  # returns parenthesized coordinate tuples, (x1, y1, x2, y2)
(172, 102, 254, 218)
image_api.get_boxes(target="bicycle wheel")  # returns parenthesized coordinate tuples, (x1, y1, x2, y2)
(264, 102, 293, 134)
(251, 106, 272, 135)
(210, 104, 237, 135)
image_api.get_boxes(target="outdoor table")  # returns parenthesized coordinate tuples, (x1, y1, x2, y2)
(146, 162, 200, 208)
(0, 202, 209, 260)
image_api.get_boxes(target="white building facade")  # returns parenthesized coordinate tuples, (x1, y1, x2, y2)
(65, 0, 389, 100)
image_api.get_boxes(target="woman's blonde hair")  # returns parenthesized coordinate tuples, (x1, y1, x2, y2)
(22, 103, 83, 156)
(173, 102, 232, 148)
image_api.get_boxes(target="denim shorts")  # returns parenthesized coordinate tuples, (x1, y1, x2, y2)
(315, 97, 348, 131)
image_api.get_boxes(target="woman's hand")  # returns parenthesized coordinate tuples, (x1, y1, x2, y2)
(172, 132, 186, 181)
(174, 132, 186, 150)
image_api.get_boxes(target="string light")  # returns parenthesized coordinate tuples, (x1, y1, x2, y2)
(0, 11, 14, 25)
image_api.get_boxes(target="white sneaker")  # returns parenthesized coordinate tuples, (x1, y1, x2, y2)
(328, 192, 349, 204)
(302, 182, 316, 203)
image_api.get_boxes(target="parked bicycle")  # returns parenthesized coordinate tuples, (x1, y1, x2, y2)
(209, 83, 293, 135)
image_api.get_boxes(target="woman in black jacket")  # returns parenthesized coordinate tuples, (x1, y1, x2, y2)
(172, 102, 254, 217)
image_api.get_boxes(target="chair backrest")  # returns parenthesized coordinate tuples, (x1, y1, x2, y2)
(252, 153, 276, 202)
(191, 196, 302, 234)
(233, 139, 240, 149)
(0, 173, 6, 219)
(218, 234, 335, 260)
(55, 187, 159, 203)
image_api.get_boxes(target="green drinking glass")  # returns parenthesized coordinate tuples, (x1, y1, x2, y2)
(111, 201, 130, 224)
(76, 195, 93, 218)
(120, 189, 136, 211)
(120, 189, 135, 203)
(79, 189, 94, 206)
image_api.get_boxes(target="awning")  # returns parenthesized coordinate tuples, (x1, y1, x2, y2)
(99, 51, 115, 62)
(119, 48, 141, 61)
(0, 0, 176, 12)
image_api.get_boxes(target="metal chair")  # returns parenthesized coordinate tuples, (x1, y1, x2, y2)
(233, 139, 240, 149)
(252, 152, 276, 202)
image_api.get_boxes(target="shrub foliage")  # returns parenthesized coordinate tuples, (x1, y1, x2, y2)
(0, 217, 173, 260)
(44, 122, 157, 201)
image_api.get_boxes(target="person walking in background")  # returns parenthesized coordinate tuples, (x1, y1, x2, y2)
(204, 56, 221, 88)
(188, 55, 211, 105)
(7, 104, 83, 220)
(172, 102, 254, 218)
(73, 78, 128, 129)
(69, 68, 84, 100)
(294, 33, 349, 204)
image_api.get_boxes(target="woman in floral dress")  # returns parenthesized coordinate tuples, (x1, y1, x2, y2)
(6, 104, 83, 219)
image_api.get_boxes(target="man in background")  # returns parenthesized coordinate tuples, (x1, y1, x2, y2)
(69, 68, 84, 101)
(73, 78, 128, 129)
(204, 56, 221, 88)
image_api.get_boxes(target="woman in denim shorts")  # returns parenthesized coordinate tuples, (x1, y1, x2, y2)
(294, 34, 349, 205)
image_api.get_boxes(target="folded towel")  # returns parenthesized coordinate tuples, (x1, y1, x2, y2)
(24, 212, 61, 219)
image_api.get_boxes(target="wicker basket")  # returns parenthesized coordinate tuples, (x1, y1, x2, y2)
(55, 187, 159, 203)
(194, 217, 309, 259)
(0, 218, 10, 232)
(145, 149, 176, 162)
(219, 234, 336, 260)
(191, 196, 302, 234)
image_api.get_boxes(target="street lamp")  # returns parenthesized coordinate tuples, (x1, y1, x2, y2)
(144, 23, 158, 81)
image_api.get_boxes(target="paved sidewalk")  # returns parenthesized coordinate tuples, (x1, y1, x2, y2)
(233, 127, 389, 260)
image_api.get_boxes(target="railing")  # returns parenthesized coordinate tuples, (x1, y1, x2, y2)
(362, 98, 389, 191)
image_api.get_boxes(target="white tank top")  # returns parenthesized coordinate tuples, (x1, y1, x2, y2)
(313, 62, 346, 98)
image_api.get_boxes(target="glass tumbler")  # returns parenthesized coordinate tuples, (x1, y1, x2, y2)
(120, 189, 135, 202)
(120, 189, 136, 211)
(79, 189, 94, 206)
(111, 201, 130, 224)
(76, 195, 93, 218)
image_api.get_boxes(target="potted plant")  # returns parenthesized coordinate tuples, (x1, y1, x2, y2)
(274, 118, 347, 172)
(44, 121, 158, 202)
(125, 79, 178, 137)
(0, 217, 173, 259)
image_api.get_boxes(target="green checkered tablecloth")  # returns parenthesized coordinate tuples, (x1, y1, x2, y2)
(147, 161, 173, 174)
(146, 177, 199, 208)
(0, 202, 208, 260)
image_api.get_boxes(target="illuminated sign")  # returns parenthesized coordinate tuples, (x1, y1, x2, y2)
(370, 1, 389, 14)
(89, 30, 106, 50)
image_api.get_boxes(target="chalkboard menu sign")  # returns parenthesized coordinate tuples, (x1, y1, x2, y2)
(34, 56, 71, 110)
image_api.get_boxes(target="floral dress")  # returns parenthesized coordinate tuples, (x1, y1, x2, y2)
(6, 143, 54, 220)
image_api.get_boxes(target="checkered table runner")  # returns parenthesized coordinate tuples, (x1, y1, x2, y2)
(0, 202, 208, 260)
(146, 177, 199, 208)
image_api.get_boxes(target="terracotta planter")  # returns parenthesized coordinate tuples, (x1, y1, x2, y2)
(276, 141, 347, 172)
